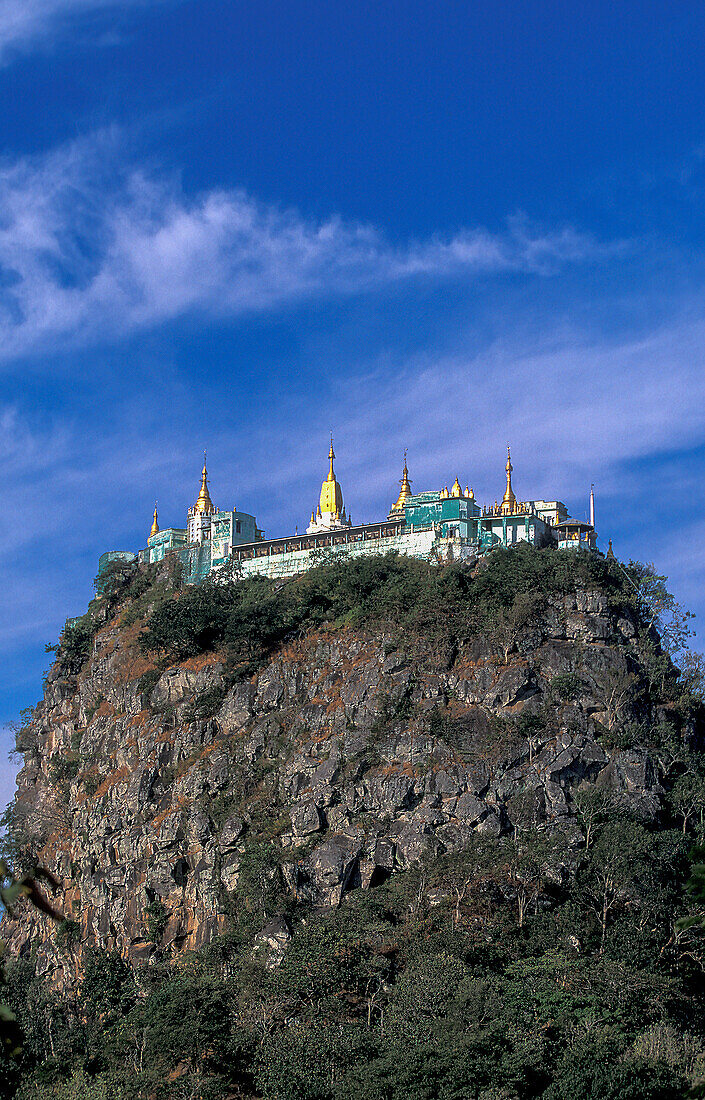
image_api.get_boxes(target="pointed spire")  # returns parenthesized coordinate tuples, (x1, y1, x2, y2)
(149, 501, 159, 538)
(451, 476, 462, 498)
(317, 434, 344, 519)
(590, 483, 595, 528)
(606, 538, 614, 559)
(194, 451, 215, 514)
(392, 449, 413, 511)
(501, 445, 516, 514)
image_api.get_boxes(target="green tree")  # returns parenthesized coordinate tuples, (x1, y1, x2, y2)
(573, 785, 617, 849)
(581, 820, 653, 953)
(670, 767, 705, 837)
(544, 1032, 686, 1100)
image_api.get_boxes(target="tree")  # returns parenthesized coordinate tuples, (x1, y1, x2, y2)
(679, 650, 705, 703)
(126, 971, 247, 1098)
(503, 829, 563, 929)
(573, 786, 617, 849)
(600, 665, 639, 732)
(670, 768, 705, 837)
(581, 821, 653, 953)
(545, 1031, 686, 1100)
(490, 592, 544, 665)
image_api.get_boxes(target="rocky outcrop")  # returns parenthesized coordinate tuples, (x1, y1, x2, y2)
(3, 582, 666, 982)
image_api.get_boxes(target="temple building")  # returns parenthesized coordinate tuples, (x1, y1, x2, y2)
(106, 441, 598, 586)
(143, 455, 261, 583)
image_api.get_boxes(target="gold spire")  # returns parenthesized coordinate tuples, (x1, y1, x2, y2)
(149, 502, 159, 538)
(194, 451, 216, 514)
(319, 436, 344, 517)
(451, 476, 462, 498)
(500, 445, 516, 514)
(392, 450, 413, 511)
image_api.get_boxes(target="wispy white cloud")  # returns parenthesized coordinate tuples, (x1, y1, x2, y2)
(268, 319, 705, 517)
(0, 133, 611, 363)
(0, 0, 169, 64)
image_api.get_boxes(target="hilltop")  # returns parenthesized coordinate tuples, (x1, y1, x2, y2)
(2, 547, 705, 1099)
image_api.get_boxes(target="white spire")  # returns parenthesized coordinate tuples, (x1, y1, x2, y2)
(589, 484, 595, 528)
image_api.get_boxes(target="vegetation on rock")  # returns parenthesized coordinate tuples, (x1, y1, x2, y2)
(2, 547, 705, 1098)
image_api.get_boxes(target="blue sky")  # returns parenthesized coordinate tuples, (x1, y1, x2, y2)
(3, 0, 705, 811)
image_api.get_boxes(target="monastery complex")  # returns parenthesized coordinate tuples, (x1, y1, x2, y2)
(100, 443, 600, 585)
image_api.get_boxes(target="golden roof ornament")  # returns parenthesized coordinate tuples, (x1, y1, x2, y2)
(149, 502, 159, 538)
(501, 445, 517, 514)
(319, 435, 344, 517)
(451, 477, 462, 498)
(194, 452, 216, 514)
(391, 450, 413, 511)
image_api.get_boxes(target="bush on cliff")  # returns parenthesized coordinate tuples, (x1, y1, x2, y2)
(137, 546, 629, 668)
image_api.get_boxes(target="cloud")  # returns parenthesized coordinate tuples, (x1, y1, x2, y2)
(0, 0, 169, 64)
(0, 133, 610, 363)
(285, 320, 705, 514)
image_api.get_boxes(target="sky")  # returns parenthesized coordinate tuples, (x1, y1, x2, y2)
(2, 0, 705, 812)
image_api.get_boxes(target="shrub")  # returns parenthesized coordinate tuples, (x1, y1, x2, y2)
(56, 919, 80, 951)
(49, 753, 80, 800)
(82, 773, 100, 797)
(139, 547, 630, 672)
(84, 696, 104, 724)
(144, 899, 169, 944)
(58, 615, 96, 674)
(9, 708, 37, 756)
(183, 684, 227, 722)
(551, 672, 583, 702)
(82, 949, 136, 1022)
(137, 668, 162, 704)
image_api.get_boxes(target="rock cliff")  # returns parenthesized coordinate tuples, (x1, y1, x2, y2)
(1, 551, 686, 982)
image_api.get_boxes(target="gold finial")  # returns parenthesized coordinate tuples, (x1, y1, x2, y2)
(392, 450, 413, 511)
(319, 436, 344, 517)
(501, 445, 516, 514)
(194, 452, 216, 514)
(451, 476, 462, 498)
(149, 501, 159, 538)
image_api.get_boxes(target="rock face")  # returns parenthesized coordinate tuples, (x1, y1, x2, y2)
(3, 583, 666, 982)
